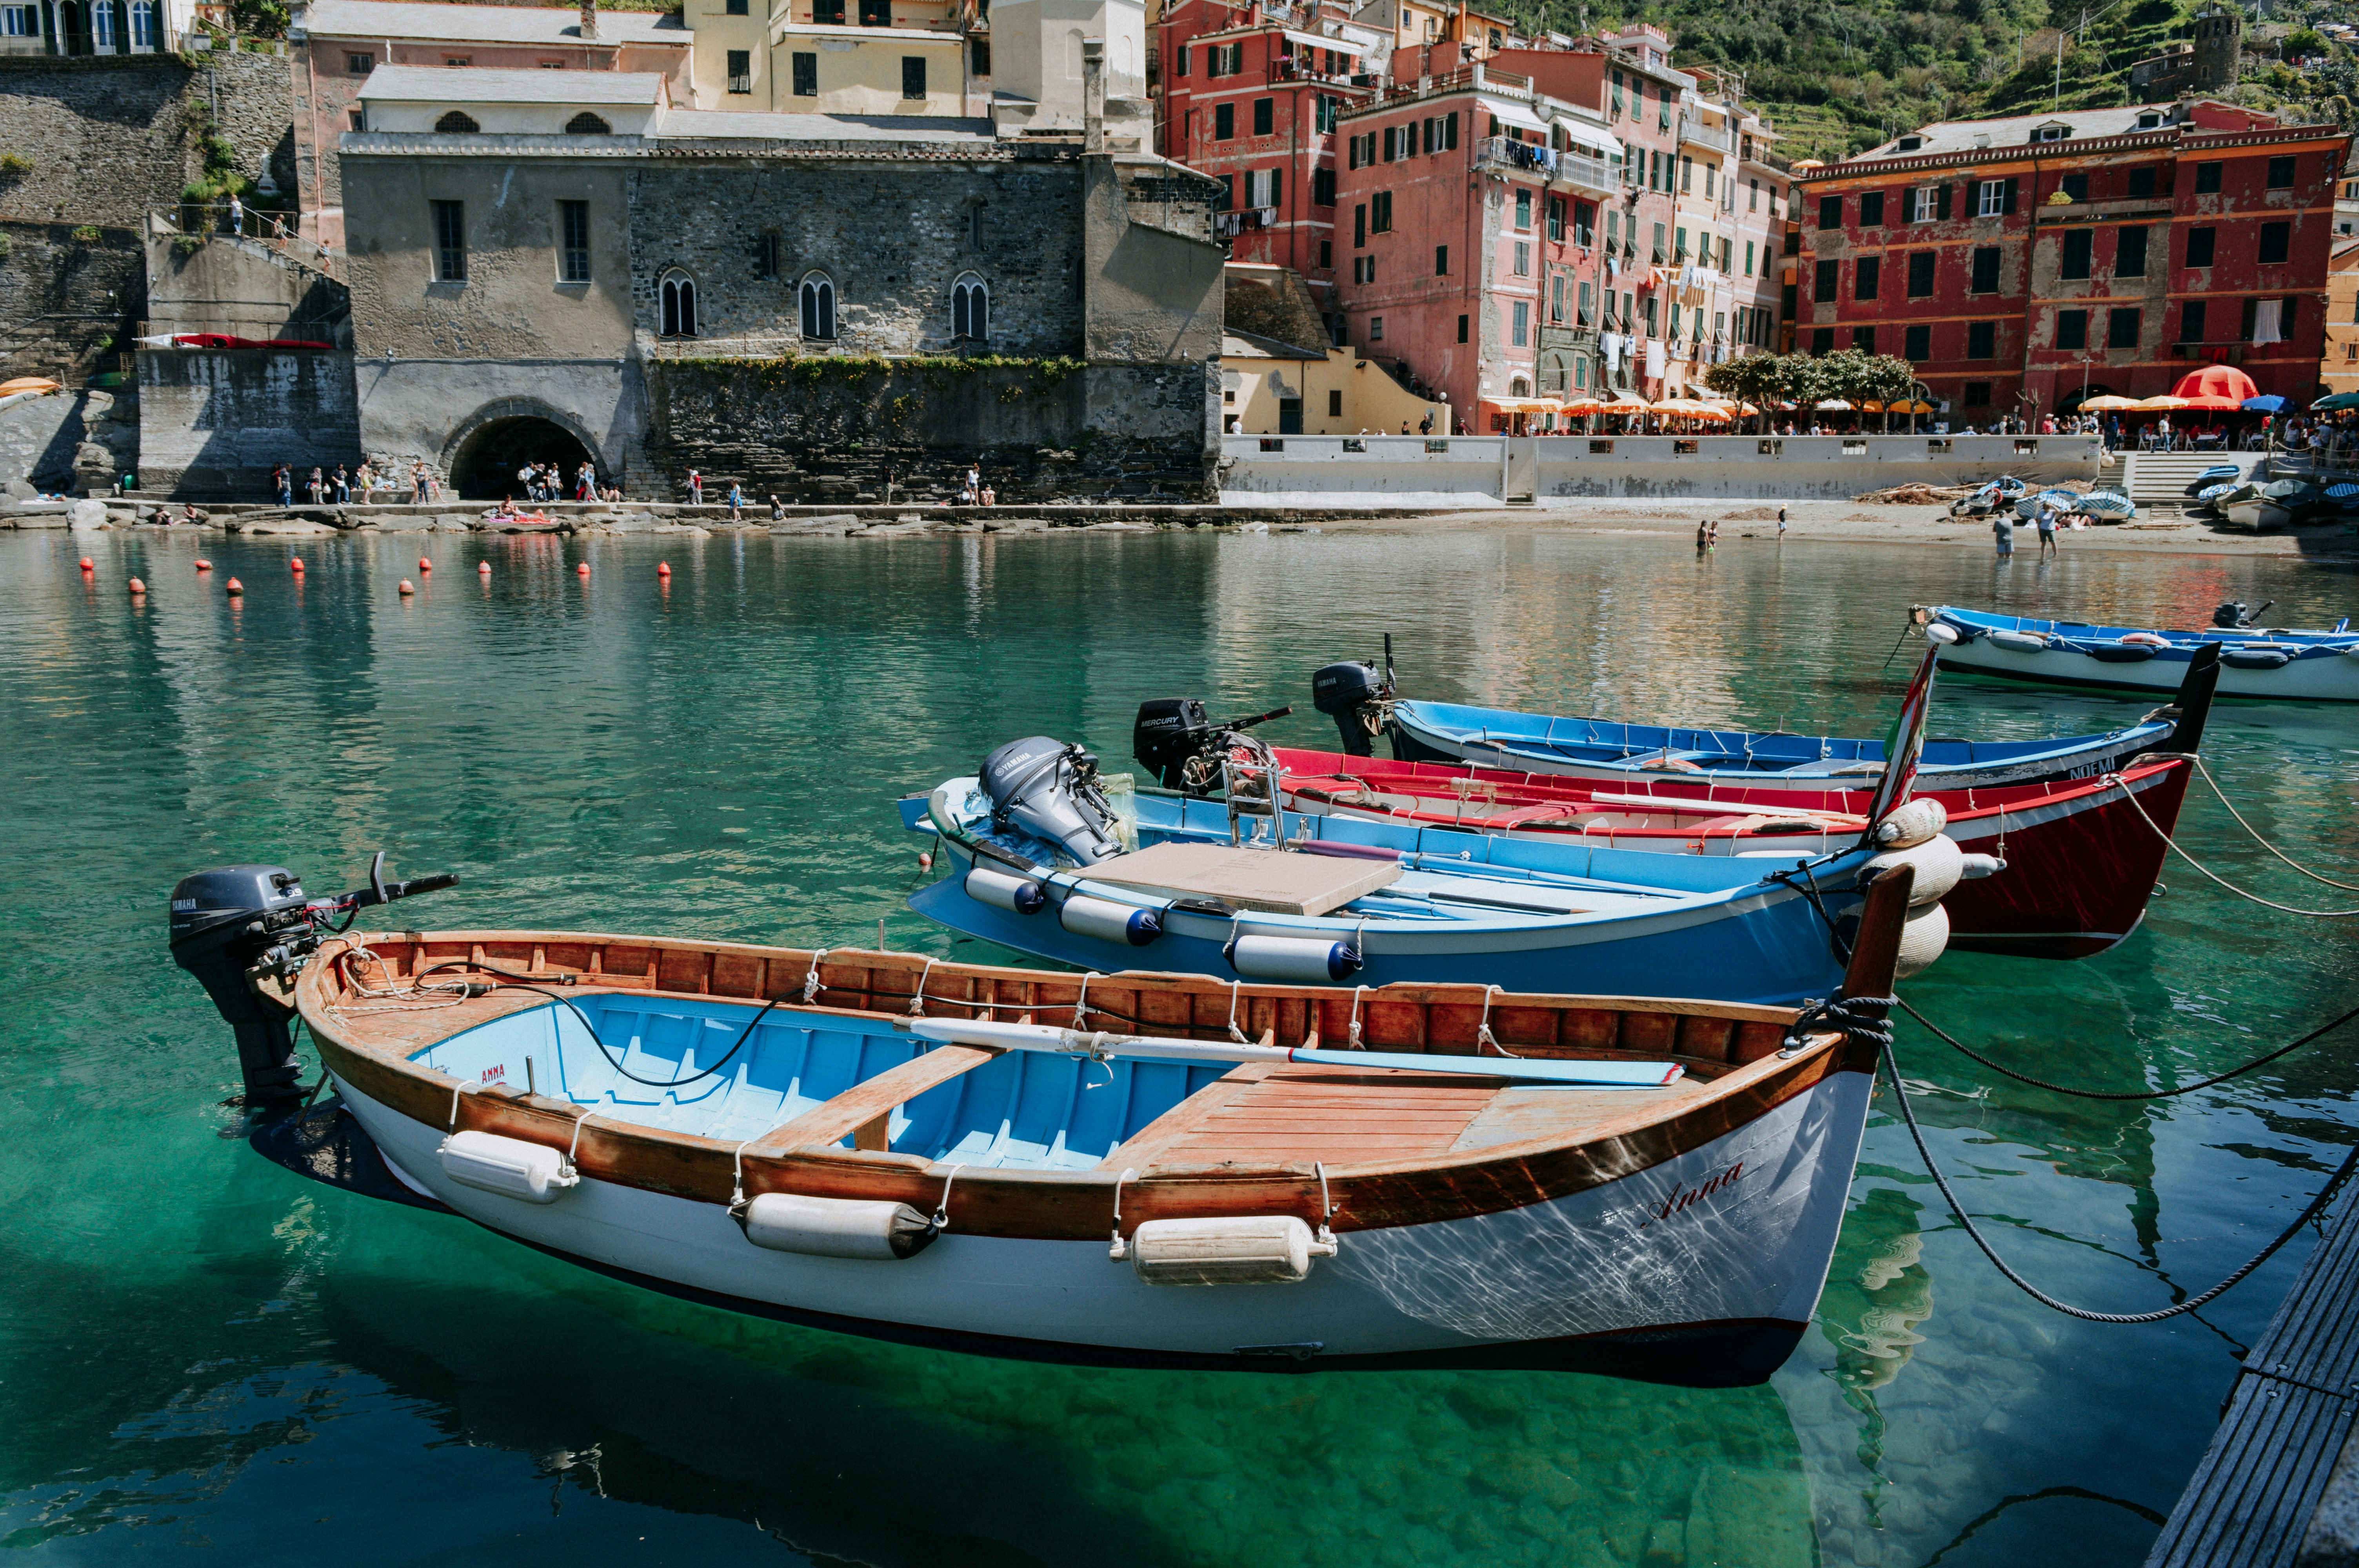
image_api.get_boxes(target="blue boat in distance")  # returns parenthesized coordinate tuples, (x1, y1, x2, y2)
(1335, 654, 2214, 793)
(1916, 604, 2359, 703)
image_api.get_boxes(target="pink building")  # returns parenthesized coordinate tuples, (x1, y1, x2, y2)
(289, 0, 690, 248)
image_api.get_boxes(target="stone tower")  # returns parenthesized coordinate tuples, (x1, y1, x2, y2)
(2192, 4, 2241, 93)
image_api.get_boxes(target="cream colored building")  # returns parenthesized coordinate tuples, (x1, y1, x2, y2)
(1221, 329, 1446, 433)
(2326, 238, 2359, 396)
(992, 0, 1145, 134)
(671, 0, 974, 113)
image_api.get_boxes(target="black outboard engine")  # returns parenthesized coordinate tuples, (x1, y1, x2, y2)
(169, 854, 457, 1103)
(1133, 699, 1215, 789)
(2212, 600, 2270, 629)
(1311, 659, 1390, 757)
(981, 737, 1125, 864)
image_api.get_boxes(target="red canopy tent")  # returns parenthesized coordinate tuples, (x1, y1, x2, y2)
(2171, 365, 2259, 412)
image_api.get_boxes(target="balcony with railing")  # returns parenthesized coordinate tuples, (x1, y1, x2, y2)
(1677, 113, 1733, 154)
(1472, 136, 1628, 197)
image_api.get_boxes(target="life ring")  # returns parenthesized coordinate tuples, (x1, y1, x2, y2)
(2120, 632, 2170, 647)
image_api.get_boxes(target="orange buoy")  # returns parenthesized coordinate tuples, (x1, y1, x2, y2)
(78, 557, 94, 572)
(128, 577, 147, 594)
(918, 851, 934, 871)
(420, 558, 433, 572)
(195, 559, 213, 572)
(577, 562, 590, 577)
(657, 562, 671, 577)
(398, 579, 415, 595)
(289, 557, 305, 574)
(477, 561, 491, 576)
(225, 577, 244, 595)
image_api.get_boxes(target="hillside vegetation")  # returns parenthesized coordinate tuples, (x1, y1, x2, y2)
(1495, 0, 2355, 161)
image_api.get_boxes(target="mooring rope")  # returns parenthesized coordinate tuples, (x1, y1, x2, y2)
(1880, 1037, 2359, 1323)
(2108, 771, 2359, 918)
(2188, 754, 2359, 891)
(1897, 995, 2359, 1102)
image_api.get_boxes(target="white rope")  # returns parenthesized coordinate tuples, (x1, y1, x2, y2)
(1073, 971, 1102, 1029)
(729, 1134, 757, 1206)
(568, 1108, 603, 1167)
(802, 949, 830, 1002)
(1347, 985, 1368, 1049)
(1109, 1165, 1139, 1259)
(1474, 984, 1519, 1057)
(1227, 977, 1251, 1044)
(906, 956, 938, 1017)
(2190, 755, 2359, 891)
(447, 1079, 479, 1130)
(931, 1163, 967, 1232)
(2108, 772, 2359, 918)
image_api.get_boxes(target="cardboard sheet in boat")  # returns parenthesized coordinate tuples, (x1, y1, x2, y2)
(1078, 841, 1402, 916)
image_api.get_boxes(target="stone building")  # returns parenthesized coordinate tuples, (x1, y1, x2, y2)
(339, 55, 1223, 501)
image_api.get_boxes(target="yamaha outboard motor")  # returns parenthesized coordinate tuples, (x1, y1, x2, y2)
(981, 737, 1125, 864)
(1311, 660, 1389, 757)
(169, 854, 457, 1103)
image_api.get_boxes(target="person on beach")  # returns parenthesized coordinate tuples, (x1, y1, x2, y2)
(2035, 502, 2059, 557)
(1993, 510, 2016, 558)
(727, 482, 744, 521)
(332, 465, 350, 504)
(687, 470, 704, 506)
(274, 463, 292, 506)
(306, 468, 326, 505)
(769, 494, 785, 522)
(1695, 519, 1711, 556)
(1776, 506, 1788, 541)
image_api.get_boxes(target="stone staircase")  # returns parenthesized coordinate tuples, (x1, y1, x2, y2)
(2119, 450, 2266, 512)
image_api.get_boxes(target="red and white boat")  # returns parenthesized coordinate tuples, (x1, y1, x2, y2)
(1272, 748, 2192, 961)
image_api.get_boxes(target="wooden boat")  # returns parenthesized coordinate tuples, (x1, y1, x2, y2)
(1269, 747, 2192, 961)
(1922, 607, 2359, 701)
(1370, 679, 2197, 791)
(904, 780, 1923, 1005)
(250, 865, 1918, 1384)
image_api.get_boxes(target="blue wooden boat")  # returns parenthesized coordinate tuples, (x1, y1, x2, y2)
(900, 758, 1934, 1007)
(1920, 604, 2359, 702)
(1370, 682, 2200, 792)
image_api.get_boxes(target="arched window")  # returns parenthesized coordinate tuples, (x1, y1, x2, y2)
(660, 270, 698, 338)
(950, 274, 987, 343)
(1510, 375, 1531, 398)
(565, 111, 611, 134)
(1066, 27, 1083, 77)
(129, 0, 153, 46)
(436, 110, 481, 133)
(800, 273, 836, 341)
(91, 0, 114, 47)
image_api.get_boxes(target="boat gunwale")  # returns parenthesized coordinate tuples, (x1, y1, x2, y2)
(293, 931, 1866, 1240)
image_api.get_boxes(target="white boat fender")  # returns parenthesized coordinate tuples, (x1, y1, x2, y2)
(1127, 1216, 1338, 1285)
(1861, 833, 1964, 906)
(966, 865, 1047, 915)
(1059, 892, 1163, 946)
(1923, 622, 1961, 645)
(1894, 901, 1950, 980)
(1988, 629, 2050, 653)
(1959, 853, 2005, 880)
(438, 1129, 581, 1204)
(1225, 933, 1363, 984)
(735, 1192, 940, 1260)
(2121, 632, 2171, 647)
(1873, 797, 1948, 849)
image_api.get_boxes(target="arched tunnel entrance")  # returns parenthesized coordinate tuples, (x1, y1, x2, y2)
(449, 415, 598, 501)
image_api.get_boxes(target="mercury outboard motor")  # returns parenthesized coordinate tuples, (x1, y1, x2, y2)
(1311, 660, 1389, 757)
(981, 737, 1125, 864)
(2212, 600, 2270, 629)
(1129, 701, 1295, 794)
(169, 853, 457, 1102)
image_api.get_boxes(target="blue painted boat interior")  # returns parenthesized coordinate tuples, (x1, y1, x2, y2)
(407, 995, 1228, 1170)
(1396, 698, 2160, 771)
(1936, 605, 2357, 651)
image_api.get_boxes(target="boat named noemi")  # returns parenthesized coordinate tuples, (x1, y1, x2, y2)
(167, 853, 1921, 1385)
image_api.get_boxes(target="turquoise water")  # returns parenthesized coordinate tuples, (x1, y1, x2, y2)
(3, 524, 2355, 1566)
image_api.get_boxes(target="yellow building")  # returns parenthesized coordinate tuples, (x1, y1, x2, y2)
(1221, 330, 1447, 434)
(676, 0, 974, 113)
(2326, 238, 2359, 396)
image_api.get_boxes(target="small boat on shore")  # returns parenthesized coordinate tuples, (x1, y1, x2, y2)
(169, 856, 1922, 1383)
(1921, 606, 2358, 701)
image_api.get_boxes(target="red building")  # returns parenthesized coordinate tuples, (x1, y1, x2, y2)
(1794, 101, 2353, 421)
(1156, 0, 1375, 283)
(1325, 27, 1696, 426)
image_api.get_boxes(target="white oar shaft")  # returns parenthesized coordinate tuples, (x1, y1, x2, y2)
(911, 1017, 1285, 1065)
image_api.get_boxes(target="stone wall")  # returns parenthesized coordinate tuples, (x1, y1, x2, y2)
(136, 346, 363, 498)
(145, 227, 350, 341)
(642, 357, 1215, 502)
(0, 219, 147, 382)
(0, 51, 294, 230)
(625, 156, 1088, 359)
(0, 388, 86, 492)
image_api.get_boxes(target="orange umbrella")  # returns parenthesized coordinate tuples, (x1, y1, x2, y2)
(2079, 394, 2143, 411)
(2131, 395, 2192, 411)
(2172, 365, 2259, 404)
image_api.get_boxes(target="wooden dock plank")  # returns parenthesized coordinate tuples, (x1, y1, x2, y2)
(2145, 1184, 2359, 1568)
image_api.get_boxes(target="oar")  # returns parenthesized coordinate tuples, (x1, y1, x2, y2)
(909, 1019, 1684, 1087)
